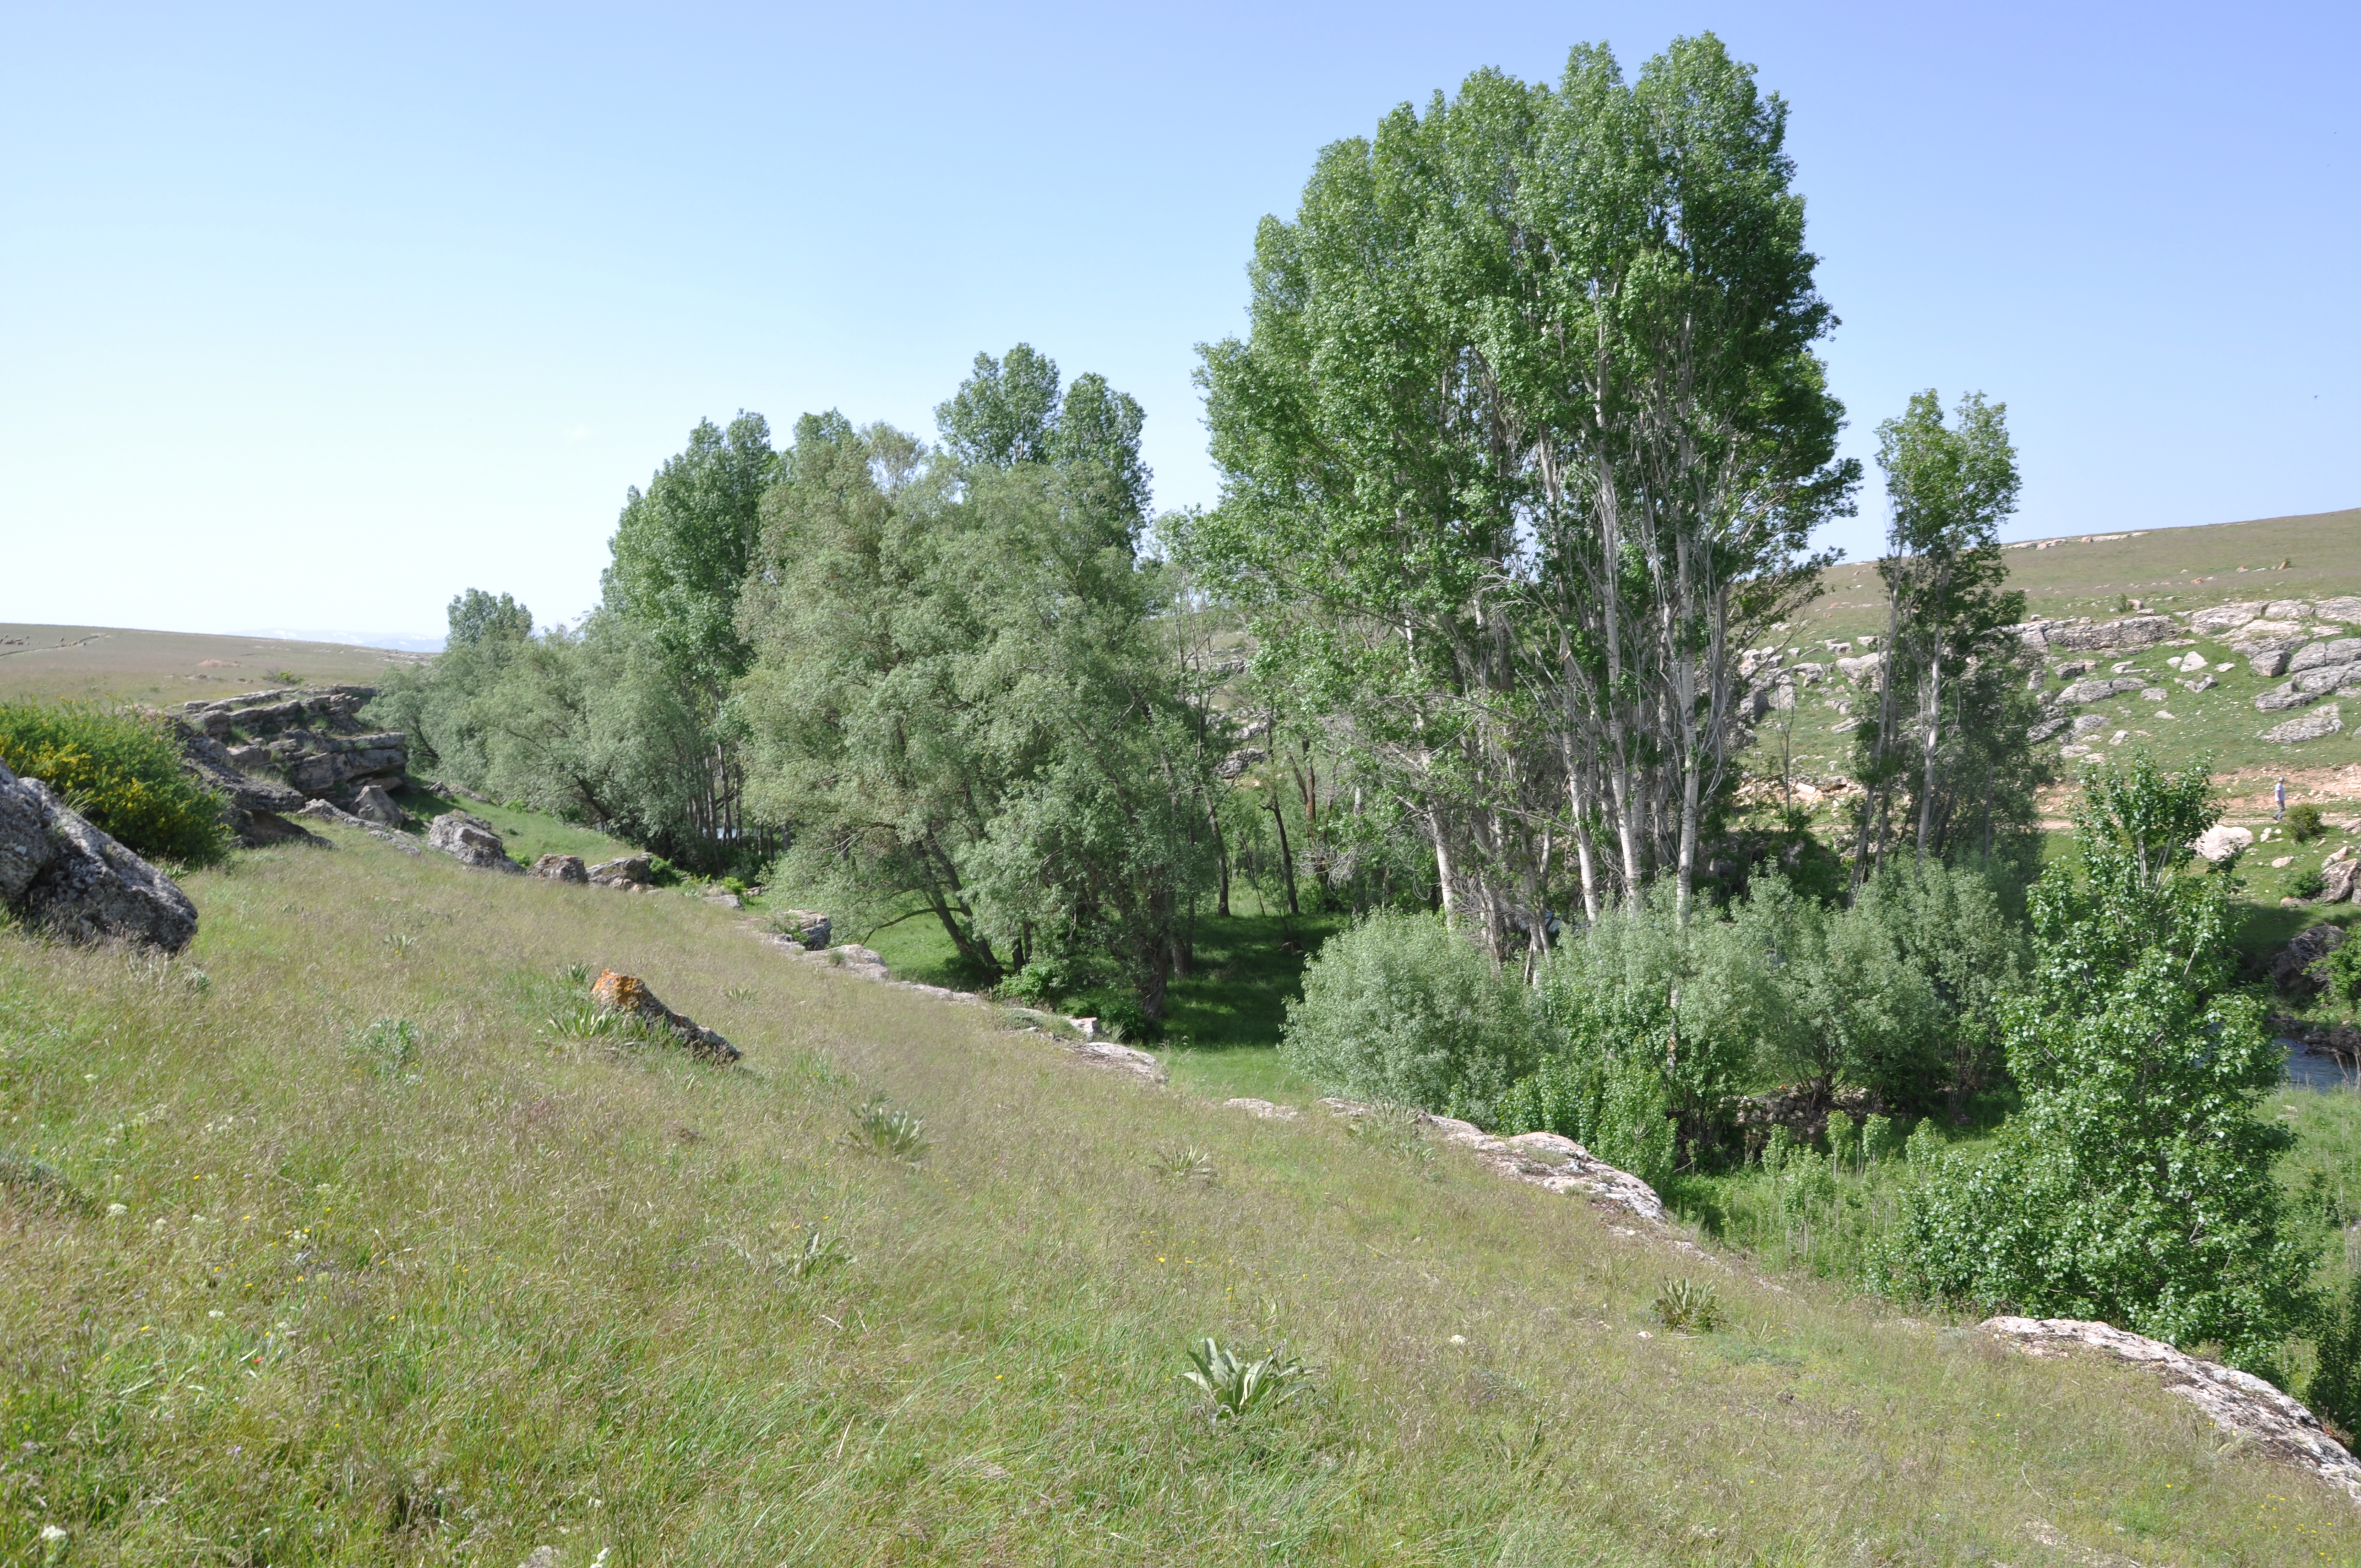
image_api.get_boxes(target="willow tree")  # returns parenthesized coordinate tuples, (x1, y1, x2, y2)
(1197, 35, 1854, 948)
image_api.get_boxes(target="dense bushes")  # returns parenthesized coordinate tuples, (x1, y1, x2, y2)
(0, 702, 228, 866)
(1878, 758, 2314, 1373)
(1279, 910, 1535, 1121)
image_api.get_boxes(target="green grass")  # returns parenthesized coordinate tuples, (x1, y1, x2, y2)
(391, 784, 637, 867)
(11, 843, 2359, 1560)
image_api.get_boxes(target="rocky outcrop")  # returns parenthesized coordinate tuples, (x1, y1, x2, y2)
(293, 798, 421, 854)
(1320, 1098, 1666, 1222)
(1835, 652, 1884, 687)
(2290, 637, 2361, 674)
(588, 970, 740, 1063)
(2319, 597, 2361, 625)
(176, 687, 409, 804)
(2262, 703, 2343, 745)
(0, 759, 198, 952)
(425, 812, 521, 873)
(1728, 1081, 1879, 1145)
(2231, 621, 2311, 677)
(2190, 601, 2266, 634)
(1984, 1316, 2361, 1511)
(770, 909, 832, 949)
(166, 721, 313, 846)
(2271, 923, 2346, 993)
(530, 853, 589, 883)
(2015, 614, 2177, 654)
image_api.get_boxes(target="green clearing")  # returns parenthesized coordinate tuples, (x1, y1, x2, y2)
(7, 829, 2360, 1562)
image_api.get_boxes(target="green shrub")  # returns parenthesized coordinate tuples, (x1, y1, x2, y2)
(1072, 990, 1152, 1043)
(1494, 1050, 1674, 1192)
(1652, 1278, 1722, 1333)
(2310, 1274, 2361, 1440)
(1181, 1337, 1311, 1425)
(1280, 910, 1534, 1121)
(2294, 868, 2327, 900)
(0, 701, 229, 866)
(2288, 802, 2326, 843)
(2322, 939, 2361, 1006)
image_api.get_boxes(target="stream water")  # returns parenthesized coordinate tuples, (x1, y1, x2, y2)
(2281, 1037, 2358, 1092)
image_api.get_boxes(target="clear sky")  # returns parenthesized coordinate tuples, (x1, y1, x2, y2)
(4, 2, 2354, 642)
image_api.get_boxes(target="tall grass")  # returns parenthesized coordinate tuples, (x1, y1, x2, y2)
(1, 839, 2355, 1561)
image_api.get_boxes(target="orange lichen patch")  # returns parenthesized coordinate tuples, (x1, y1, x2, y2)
(591, 970, 648, 1015)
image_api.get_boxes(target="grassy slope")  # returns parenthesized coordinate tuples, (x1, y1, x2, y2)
(0, 624, 424, 706)
(7, 834, 2358, 1562)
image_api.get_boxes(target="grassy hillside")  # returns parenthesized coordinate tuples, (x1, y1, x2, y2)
(5, 831, 2360, 1562)
(0, 624, 425, 706)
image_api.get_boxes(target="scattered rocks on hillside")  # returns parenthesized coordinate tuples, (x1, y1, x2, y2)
(426, 812, 522, 873)
(2271, 924, 2346, 993)
(1074, 1038, 1169, 1084)
(2027, 714, 2073, 743)
(1984, 1316, 2361, 1511)
(1835, 652, 1884, 687)
(1319, 1098, 1667, 1223)
(589, 969, 740, 1063)
(0, 758, 198, 952)
(2262, 703, 2343, 745)
(771, 909, 831, 949)
(2192, 823, 2255, 863)
(2180, 673, 2219, 693)
(530, 853, 589, 883)
(2290, 637, 2361, 674)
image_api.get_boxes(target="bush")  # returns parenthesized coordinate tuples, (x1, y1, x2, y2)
(2310, 1274, 2361, 1440)
(2323, 939, 2361, 1006)
(2288, 802, 2326, 843)
(1280, 910, 1534, 1121)
(0, 701, 229, 866)
(1494, 1052, 1674, 1192)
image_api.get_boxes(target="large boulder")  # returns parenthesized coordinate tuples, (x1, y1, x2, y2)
(2271, 923, 2346, 993)
(530, 853, 589, 883)
(586, 854, 654, 889)
(2290, 637, 2361, 674)
(2191, 823, 2254, 864)
(588, 969, 739, 1062)
(350, 783, 409, 827)
(0, 760, 198, 952)
(426, 812, 522, 873)
(2262, 704, 2343, 745)
(2015, 614, 2177, 653)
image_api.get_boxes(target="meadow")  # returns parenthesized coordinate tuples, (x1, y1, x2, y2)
(8, 828, 2361, 1562)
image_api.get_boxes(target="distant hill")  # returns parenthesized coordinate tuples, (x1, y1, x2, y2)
(0, 624, 428, 705)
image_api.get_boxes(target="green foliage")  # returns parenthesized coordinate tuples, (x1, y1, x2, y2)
(848, 1101, 930, 1162)
(2287, 802, 2326, 843)
(788, 1230, 853, 1282)
(2321, 938, 2361, 1006)
(1147, 1146, 1216, 1183)
(445, 589, 532, 649)
(1279, 910, 1534, 1122)
(1880, 755, 2317, 1371)
(0, 701, 228, 867)
(346, 1017, 421, 1081)
(1652, 1278, 1723, 1334)
(1180, 1337, 1311, 1426)
(2293, 868, 2327, 900)
(1494, 1052, 1674, 1194)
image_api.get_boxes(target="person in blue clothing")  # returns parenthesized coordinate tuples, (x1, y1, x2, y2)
(2276, 777, 2287, 820)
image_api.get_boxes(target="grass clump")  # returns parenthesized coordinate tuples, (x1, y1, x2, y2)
(1148, 1145, 1216, 1183)
(848, 1100, 929, 1162)
(1651, 1278, 1723, 1335)
(0, 700, 229, 865)
(1180, 1337, 1312, 1425)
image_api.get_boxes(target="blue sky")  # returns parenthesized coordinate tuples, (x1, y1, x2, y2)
(3, 2, 2354, 639)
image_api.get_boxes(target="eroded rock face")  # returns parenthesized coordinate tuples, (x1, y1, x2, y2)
(2016, 614, 2177, 653)
(177, 687, 409, 804)
(0, 759, 198, 952)
(589, 969, 740, 1062)
(1984, 1317, 2361, 1511)
(426, 812, 521, 873)
(2273, 924, 2347, 993)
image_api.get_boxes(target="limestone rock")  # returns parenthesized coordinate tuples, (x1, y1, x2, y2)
(351, 783, 408, 827)
(2172, 650, 2211, 672)
(0, 760, 197, 952)
(1226, 1097, 1302, 1121)
(1835, 652, 1884, 687)
(2257, 684, 2326, 713)
(2191, 823, 2254, 864)
(2266, 599, 2315, 622)
(2027, 714, 2073, 744)
(2140, 685, 2169, 702)
(292, 798, 420, 854)
(2056, 676, 2147, 705)
(426, 812, 522, 873)
(530, 853, 589, 883)
(2271, 924, 2346, 992)
(772, 909, 831, 949)
(2189, 602, 2267, 634)
(1984, 1316, 2361, 1511)
(2262, 703, 2343, 745)
(2070, 714, 2107, 737)
(2180, 674, 2218, 694)
(589, 969, 740, 1062)
(586, 854, 653, 888)
(2290, 637, 2361, 674)
(825, 943, 891, 980)
(1321, 1098, 1666, 1222)
(2318, 596, 2361, 625)
(2050, 659, 2093, 680)
(1073, 1038, 1168, 1084)
(2320, 858, 2361, 905)
(177, 687, 409, 803)
(2015, 614, 2177, 653)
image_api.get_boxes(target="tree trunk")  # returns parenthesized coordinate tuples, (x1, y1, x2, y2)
(1271, 796, 1299, 917)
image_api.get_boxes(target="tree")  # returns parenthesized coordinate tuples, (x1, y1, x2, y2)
(1881, 756, 2316, 1373)
(445, 589, 532, 648)
(737, 351, 1218, 1014)
(1195, 36, 1857, 954)
(1851, 391, 2038, 885)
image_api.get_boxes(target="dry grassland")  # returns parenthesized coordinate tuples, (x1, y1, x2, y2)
(3, 829, 2358, 1564)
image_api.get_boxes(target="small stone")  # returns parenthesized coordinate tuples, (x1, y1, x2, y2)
(2273, 855, 2295, 868)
